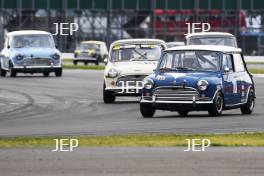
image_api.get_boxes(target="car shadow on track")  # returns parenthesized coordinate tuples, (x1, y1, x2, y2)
(152, 113, 244, 119)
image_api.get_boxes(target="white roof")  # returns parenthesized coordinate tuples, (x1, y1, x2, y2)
(186, 32, 235, 39)
(111, 38, 166, 48)
(7, 30, 52, 36)
(166, 45, 241, 53)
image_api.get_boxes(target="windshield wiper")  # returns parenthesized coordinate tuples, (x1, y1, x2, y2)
(175, 67, 195, 71)
(159, 67, 178, 72)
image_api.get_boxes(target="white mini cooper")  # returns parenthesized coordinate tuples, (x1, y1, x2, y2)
(103, 39, 166, 103)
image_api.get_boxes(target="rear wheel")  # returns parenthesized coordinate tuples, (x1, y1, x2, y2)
(43, 72, 50, 77)
(73, 61, 78, 65)
(240, 89, 255, 114)
(84, 61, 88, 65)
(103, 83, 115, 103)
(55, 68, 62, 77)
(140, 103, 155, 118)
(208, 92, 223, 116)
(178, 110, 189, 117)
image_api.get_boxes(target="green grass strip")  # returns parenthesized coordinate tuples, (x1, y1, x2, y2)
(63, 64, 105, 70)
(0, 132, 264, 148)
(248, 68, 264, 74)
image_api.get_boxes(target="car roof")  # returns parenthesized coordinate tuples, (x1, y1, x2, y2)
(186, 32, 235, 39)
(7, 30, 51, 36)
(81, 41, 106, 45)
(111, 39, 166, 47)
(166, 45, 241, 53)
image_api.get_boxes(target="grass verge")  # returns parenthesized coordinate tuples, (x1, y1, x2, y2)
(0, 133, 264, 148)
(63, 64, 105, 70)
(248, 68, 264, 74)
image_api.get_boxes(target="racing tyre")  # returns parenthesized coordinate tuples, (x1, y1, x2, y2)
(0, 63, 6, 77)
(140, 103, 155, 118)
(43, 72, 50, 77)
(178, 110, 189, 117)
(103, 83, 115, 103)
(9, 62, 17, 77)
(55, 68, 62, 77)
(240, 89, 255, 114)
(84, 61, 88, 65)
(208, 92, 223, 116)
(73, 61, 78, 65)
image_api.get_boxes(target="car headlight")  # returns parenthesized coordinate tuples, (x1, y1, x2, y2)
(197, 80, 208, 91)
(107, 68, 119, 78)
(16, 54, 24, 61)
(143, 78, 154, 89)
(52, 53, 60, 60)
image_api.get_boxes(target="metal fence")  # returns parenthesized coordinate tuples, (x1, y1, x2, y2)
(0, 0, 264, 55)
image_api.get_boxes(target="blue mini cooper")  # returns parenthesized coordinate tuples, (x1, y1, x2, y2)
(140, 45, 255, 117)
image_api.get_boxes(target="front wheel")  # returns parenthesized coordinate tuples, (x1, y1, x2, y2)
(140, 103, 155, 118)
(55, 68, 62, 77)
(43, 72, 50, 77)
(240, 89, 255, 114)
(208, 92, 223, 116)
(178, 110, 189, 117)
(103, 83, 115, 103)
(0, 63, 7, 77)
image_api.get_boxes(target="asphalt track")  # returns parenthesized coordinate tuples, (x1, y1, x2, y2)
(1, 147, 264, 176)
(0, 70, 264, 136)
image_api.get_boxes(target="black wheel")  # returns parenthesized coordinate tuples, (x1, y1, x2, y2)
(240, 89, 255, 114)
(43, 72, 50, 77)
(84, 61, 88, 65)
(95, 61, 99, 65)
(73, 61, 78, 65)
(0, 63, 7, 77)
(208, 92, 223, 116)
(9, 62, 17, 77)
(140, 103, 155, 118)
(103, 83, 115, 103)
(55, 68, 62, 77)
(178, 110, 189, 117)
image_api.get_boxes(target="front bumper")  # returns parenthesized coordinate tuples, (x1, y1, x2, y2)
(13, 65, 62, 73)
(140, 96, 213, 111)
(73, 57, 98, 61)
(105, 87, 142, 96)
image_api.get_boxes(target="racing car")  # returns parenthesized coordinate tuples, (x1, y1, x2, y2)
(73, 41, 108, 65)
(186, 32, 238, 48)
(140, 45, 255, 117)
(103, 39, 166, 103)
(0, 30, 62, 77)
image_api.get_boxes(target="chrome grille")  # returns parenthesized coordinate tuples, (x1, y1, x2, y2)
(116, 75, 147, 87)
(154, 87, 199, 101)
(24, 58, 52, 66)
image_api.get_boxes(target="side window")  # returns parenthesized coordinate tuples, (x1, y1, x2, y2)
(222, 54, 234, 72)
(233, 54, 245, 72)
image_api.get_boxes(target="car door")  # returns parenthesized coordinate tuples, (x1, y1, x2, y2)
(232, 53, 248, 103)
(222, 54, 240, 105)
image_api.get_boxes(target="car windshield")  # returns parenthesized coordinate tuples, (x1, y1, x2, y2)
(80, 43, 100, 50)
(12, 35, 54, 48)
(159, 50, 220, 72)
(110, 44, 163, 62)
(189, 37, 236, 47)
